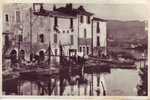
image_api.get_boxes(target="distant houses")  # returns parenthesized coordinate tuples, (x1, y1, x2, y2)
(2, 3, 107, 60)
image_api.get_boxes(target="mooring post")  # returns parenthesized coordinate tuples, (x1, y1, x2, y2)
(89, 81, 92, 96)
(84, 84, 87, 96)
(78, 80, 80, 96)
(101, 81, 106, 96)
(54, 79, 58, 95)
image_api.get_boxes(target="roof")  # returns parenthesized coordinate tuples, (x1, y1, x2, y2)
(79, 38, 91, 45)
(33, 4, 93, 18)
(33, 8, 76, 19)
(93, 17, 107, 22)
(76, 6, 93, 16)
(3, 31, 14, 35)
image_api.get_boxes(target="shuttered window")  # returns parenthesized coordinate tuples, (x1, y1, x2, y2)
(70, 35, 74, 45)
(39, 34, 44, 43)
(80, 15, 83, 23)
(16, 11, 21, 22)
(97, 22, 100, 33)
(5, 14, 9, 22)
(54, 34, 57, 43)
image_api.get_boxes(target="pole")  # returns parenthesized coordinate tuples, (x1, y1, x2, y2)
(92, 72, 94, 95)
(101, 81, 106, 96)
(77, 15, 80, 52)
(91, 20, 93, 56)
(31, 81, 33, 95)
(18, 37, 21, 63)
(48, 79, 51, 95)
(30, 8, 33, 55)
(48, 42, 51, 65)
(106, 22, 108, 56)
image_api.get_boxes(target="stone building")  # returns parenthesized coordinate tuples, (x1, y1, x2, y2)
(2, 3, 107, 61)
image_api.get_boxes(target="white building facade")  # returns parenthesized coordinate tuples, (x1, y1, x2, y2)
(92, 17, 107, 56)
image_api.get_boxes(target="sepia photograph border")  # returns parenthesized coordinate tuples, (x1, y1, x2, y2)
(0, 0, 150, 99)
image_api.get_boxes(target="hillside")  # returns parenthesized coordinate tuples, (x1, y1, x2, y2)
(107, 20, 147, 44)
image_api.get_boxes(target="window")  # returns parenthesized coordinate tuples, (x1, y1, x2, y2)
(18, 34, 23, 42)
(84, 29, 87, 38)
(87, 16, 90, 24)
(70, 18, 73, 29)
(83, 47, 85, 54)
(70, 35, 74, 45)
(80, 47, 82, 52)
(5, 14, 9, 22)
(97, 22, 100, 33)
(97, 36, 100, 46)
(87, 47, 89, 54)
(80, 15, 83, 23)
(54, 34, 57, 43)
(16, 11, 21, 22)
(39, 34, 44, 43)
(54, 17, 58, 27)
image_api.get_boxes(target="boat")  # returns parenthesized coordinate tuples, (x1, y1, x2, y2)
(87, 56, 136, 69)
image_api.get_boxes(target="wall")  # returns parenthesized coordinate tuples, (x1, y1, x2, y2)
(93, 21, 107, 48)
(78, 15, 93, 55)
(78, 15, 92, 38)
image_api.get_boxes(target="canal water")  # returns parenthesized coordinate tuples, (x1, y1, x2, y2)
(103, 68, 138, 96)
(62, 68, 139, 96)
(3, 67, 141, 96)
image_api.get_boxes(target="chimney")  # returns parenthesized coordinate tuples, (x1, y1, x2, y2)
(65, 3, 72, 11)
(78, 5, 84, 11)
(53, 4, 56, 11)
(40, 3, 44, 11)
(68, 3, 72, 10)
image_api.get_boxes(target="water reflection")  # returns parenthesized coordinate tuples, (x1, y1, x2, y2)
(3, 67, 142, 96)
(103, 68, 138, 96)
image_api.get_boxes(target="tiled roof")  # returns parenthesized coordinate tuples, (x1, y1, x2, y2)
(93, 17, 107, 22)
(79, 38, 91, 45)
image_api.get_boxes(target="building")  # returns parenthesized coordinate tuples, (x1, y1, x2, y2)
(92, 17, 107, 56)
(77, 6, 93, 55)
(2, 3, 107, 61)
(2, 3, 32, 59)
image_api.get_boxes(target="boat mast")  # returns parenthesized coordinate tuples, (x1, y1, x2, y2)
(29, 7, 33, 56)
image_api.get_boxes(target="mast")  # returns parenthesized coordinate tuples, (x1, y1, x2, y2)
(77, 15, 80, 52)
(29, 7, 33, 55)
(91, 19, 93, 56)
(48, 42, 51, 65)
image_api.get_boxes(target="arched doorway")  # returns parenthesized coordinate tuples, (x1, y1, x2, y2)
(39, 50, 45, 62)
(19, 49, 25, 60)
(10, 49, 18, 68)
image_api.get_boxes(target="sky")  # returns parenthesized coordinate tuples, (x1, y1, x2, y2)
(82, 4, 148, 21)
(6, 3, 148, 21)
(52, 3, 148, 21)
